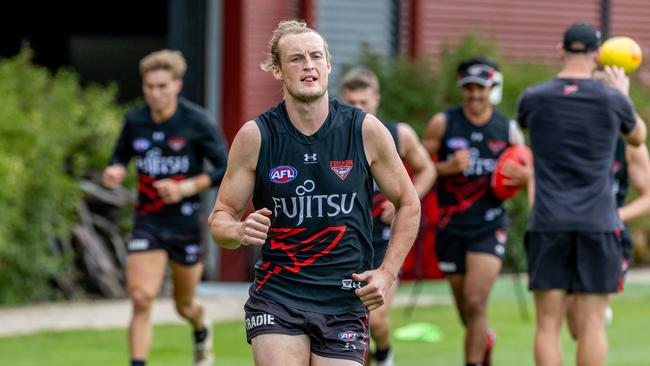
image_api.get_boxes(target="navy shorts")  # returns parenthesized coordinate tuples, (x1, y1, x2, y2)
(435, 224, 508, 274)
(244, 289, 369, 364)
(127, 220, 203, 266)
(525, 231, 622, 293)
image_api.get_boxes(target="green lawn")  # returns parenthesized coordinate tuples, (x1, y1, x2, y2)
(2, 279, 650, 366)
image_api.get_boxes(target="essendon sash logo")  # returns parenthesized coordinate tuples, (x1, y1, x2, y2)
(487, 140, 506, 155)
(330, 160, 353, 180)
(563, 83, 579, 96)
(167, 136, 187, 152)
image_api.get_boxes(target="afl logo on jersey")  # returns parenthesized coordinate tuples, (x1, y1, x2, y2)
(447, 137, 469, 150)
(133, 138, 151, 152)
(269, 165, 298, 184)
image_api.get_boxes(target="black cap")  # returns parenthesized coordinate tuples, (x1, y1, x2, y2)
(457, 56, 500, 87)
(563, 22, 601, 52)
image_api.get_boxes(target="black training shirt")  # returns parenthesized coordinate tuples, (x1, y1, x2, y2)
(437, 106, 511, 232)
(517, 78, 636, 231)
(111, 98, 228, 227)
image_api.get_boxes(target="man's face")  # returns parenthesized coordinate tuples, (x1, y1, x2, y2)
(462, 83, 492, 115)
(142, 69, 182, 113)
(274, 32, 331, 103)
(341, 87, 380, 115)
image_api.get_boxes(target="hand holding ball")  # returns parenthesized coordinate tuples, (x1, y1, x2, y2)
(491, 145, 533, 201)
(599, 36, 643, 74)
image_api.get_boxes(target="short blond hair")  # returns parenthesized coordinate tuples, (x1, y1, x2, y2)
(139, 49, 187, 79)
(341, 68, 380, 93)
(260, 19, 331, 72)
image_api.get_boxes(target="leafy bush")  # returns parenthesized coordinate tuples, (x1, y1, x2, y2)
(0, 50, 124, 304)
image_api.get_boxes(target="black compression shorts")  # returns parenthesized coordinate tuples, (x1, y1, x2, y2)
(244, 288, 369, 364)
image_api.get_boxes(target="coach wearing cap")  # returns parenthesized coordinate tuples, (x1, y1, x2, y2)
(516, 22, 646, 366)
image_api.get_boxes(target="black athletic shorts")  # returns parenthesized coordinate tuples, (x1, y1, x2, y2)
(435, 224, 508, 274)
(244, 289, 369, 364)
(525, 231, 622, 293)
(127, 220, 203, 266)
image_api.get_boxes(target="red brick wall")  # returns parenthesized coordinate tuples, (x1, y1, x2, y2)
(405, 0, 600, 63)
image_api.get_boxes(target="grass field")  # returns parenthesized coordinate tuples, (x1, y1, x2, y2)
(2, 278, 650, 366)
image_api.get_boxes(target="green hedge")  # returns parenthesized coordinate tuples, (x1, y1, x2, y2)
(0, 50, 124, 304)
(353, 34, 650, 272)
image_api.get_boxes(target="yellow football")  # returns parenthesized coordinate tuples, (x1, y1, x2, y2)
(599, 36, 643, 74)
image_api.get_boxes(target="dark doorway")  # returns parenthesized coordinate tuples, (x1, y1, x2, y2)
(0, 2, 167, 102)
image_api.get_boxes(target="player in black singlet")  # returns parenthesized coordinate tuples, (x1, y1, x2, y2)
(208, 20, 420, 366)
(340, 68, 436, 366)
(612, 142, 650, 282)
(423, 56, 529, 366)
(103, 50, 228, 366)
(516, 23, 646, 366)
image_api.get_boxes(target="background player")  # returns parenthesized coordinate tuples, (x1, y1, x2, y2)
(340, 67, 436, 366)
(103, 49, 228, 366)
(565, 73, 650, 340)
(516, 22, 646, 366)
(423, 56, 529, 366)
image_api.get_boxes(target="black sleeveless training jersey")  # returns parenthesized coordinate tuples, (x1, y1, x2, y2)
(613, 138, 629, 208)
(371, 122, 399, 247)
(252, 98, 374, 314)
(437, 105, 510, 232)
(110, 98, 228, 228)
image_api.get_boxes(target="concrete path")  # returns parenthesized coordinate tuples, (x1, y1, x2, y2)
(0, 282, 249, 337)
(1, 268, 649, 337)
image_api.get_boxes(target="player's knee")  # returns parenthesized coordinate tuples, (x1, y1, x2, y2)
(566, 312, 579, 339)
(580, 310, 607, 329)
(537, 314, 563, 333)
(370, 313, 390, 333)
(463, 294, 488, 318)
(130, 288, 156, 313)
(175, 300, 196, 318)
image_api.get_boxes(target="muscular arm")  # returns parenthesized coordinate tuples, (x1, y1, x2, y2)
(619, 144, 650, 222)
(208, 121, 270, 249)
(605, 66, 647, 147)
(364, 115, 421, 278)
(422, 112, 444, 156)
(623, 115, 647, 147)
(397, 123, 436, 199)
(423, 112, 467, 176)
